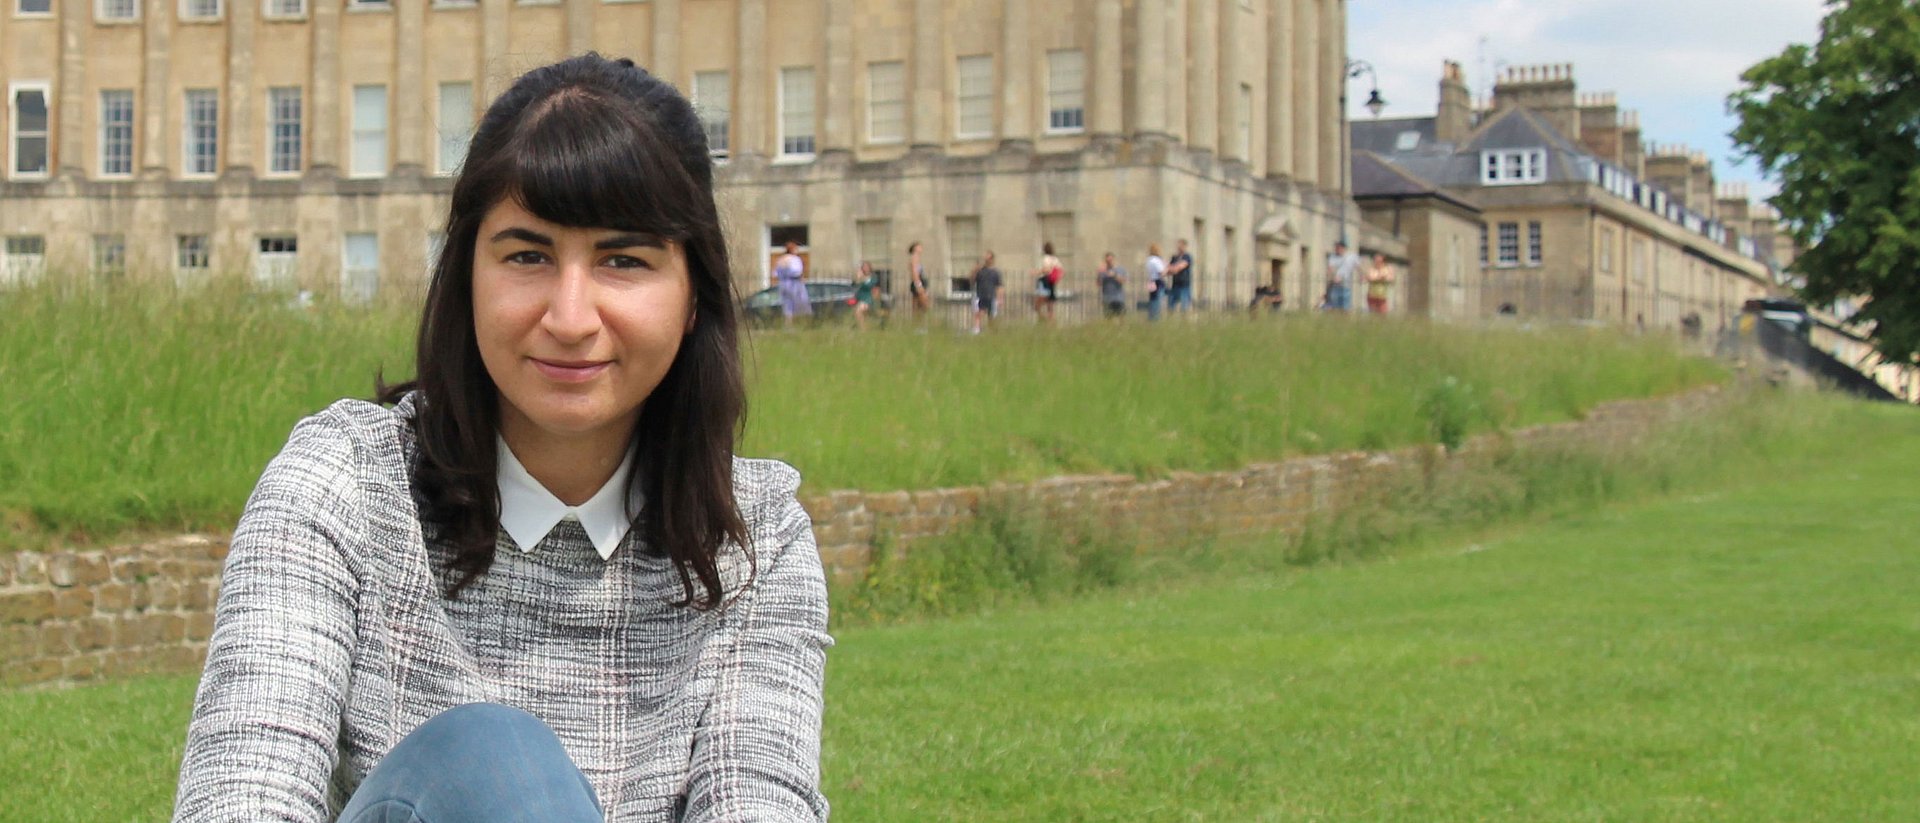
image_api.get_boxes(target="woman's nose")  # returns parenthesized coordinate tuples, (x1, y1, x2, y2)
(541, 259, 602, 343)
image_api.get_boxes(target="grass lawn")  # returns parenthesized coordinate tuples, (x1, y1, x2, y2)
(3, 400, 1914, 821)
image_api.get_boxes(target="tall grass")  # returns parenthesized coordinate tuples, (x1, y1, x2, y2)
(1, 281, 1721, 550)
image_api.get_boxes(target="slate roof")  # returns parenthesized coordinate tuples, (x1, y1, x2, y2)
(1350, 107, 1596, 194)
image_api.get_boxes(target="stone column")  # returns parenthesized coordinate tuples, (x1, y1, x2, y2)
(821, 0, 853, 154)
(1131, 0, 1166, 139)
(735, 0, 767, 159)
(1265, 0, 1292, 178)
(910, 0, 942, 149)
(650, 0, 680, 85)
(1291, 0, 1317, 186)
(1091, 0, 1122, 139)
(140, 0, 170, 175)
(478, 0, 509, 106)
(55, 0, 85, 177)
(565, 0, 595, 57)
(1320, 0, 1342, 191)
(1217, 0, 1239, 160)
(309, 0, 341, 173)
(1000, 0, 1032, 147)
(1164, 0, 1186, 144)
(1186, 0, 1216, 154)
(393, 0, 425, 175)
(221, 0, 256, 173)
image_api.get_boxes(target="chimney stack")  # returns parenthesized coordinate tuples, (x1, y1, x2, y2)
(1437, 60, 1472, 143)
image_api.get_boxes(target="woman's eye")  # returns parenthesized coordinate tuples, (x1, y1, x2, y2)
(505, 250, 548, 266)
(604, 254, 649, 270)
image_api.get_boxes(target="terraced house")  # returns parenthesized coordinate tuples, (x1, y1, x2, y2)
(0, 0, 1359, 310)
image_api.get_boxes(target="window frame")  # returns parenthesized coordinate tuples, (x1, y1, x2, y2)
(177, 0, 221, 20)
(176, 234, 211, 272)
(2, 235, 47, 287)
(266, 86, 303, 176)
(1526, 221, 1543, 267)
(255, 234, 299, 289)
(954, 54, 994, 141)
(261, 0, 304, 20)
(92, 234, 128, 279)
(9, 81, 53, 181)
(691, 71, 731, 161)
(97, 89, 136, 178)
(865, 61, 904, 145)
(1482, 148, 1547, 186)
(1495, 221, 1521, 268)
(95, 0, 138, 22)
(777, 66, 817, 162)
(342, 231, 380, 302)
(182, 89, 219, 177)
(945, 215, 981, 296)
(349, 84, 388, 179)
(435, 82, 473, 175)
(14, 0, 53, 17)
(1045, 49, 1086, 135)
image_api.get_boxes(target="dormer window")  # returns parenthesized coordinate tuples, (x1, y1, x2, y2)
(1482, 148, 1546, 186)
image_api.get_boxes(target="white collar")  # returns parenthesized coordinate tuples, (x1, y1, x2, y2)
(496, 435, 636, 560)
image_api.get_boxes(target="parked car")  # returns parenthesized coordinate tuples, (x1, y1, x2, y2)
(740, 280, 890, 326)
(1743, 297, 1813, 340)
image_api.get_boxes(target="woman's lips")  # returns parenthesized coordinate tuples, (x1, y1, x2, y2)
(532, 358, 610, 383)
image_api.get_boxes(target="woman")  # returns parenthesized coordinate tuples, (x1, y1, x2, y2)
(1033, 241, 1062, 323)
(172, 54, 831, 823)
(852, 260, 881, 331)
(1144, 243, 1167, 322)
(1365, 253, 1395, 314)
(775, 240, 810, 327)
(905, 241, 931, 316)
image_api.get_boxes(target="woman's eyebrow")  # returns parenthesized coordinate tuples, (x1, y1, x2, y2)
(489, 227, 552, 246)
(596, 233, 668, 250)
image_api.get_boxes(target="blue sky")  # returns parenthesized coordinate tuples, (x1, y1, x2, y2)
(1347, 0, 1827, 198)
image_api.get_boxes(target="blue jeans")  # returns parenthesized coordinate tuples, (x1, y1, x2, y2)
(1147, 292, 1164, 321)
(340, 703, 602, 823)
(1168, 285, 1193, 312)
(1323, 284, 1352, 311)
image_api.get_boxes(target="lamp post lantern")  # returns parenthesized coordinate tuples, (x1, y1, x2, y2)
(1339, 59, 1387, 247)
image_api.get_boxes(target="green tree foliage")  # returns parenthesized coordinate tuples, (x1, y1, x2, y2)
(1730, 0, 1920, 364)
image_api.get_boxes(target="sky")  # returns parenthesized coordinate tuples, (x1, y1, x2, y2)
(1346, 0, 1828, 199)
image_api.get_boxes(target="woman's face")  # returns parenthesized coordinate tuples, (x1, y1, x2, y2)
(472, 197, 695, 449)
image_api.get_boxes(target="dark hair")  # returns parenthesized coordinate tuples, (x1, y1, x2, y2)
(379, 53, 747, 609)
(1043, 242, 1055, 255)
(907, 241, 922, 254)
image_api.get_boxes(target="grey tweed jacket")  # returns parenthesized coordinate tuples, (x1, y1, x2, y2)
(171, 394, 832, 822)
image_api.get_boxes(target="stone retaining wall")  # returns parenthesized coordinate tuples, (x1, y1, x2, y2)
(0, 388, 1721, 688)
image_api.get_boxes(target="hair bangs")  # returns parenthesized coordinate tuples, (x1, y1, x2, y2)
(500, 93, 700, 242)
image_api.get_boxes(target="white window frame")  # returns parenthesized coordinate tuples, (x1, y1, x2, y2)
(945, 215, 981, 296)
(255, 235, 299, 288)
(866, 61, 904, 145)
(435, 82, 473, 175)
(266, 86, 303, 176)
(92, 234, 127, 278)
(691, 71, 730, 161)
(777, 66, 816, 162)
(954, 55, 994, 141)
(176, 234, 211, 271)
(261, 0, 303, 19)
(345, 0, 389, 9)
(2, 236, 47, 287)
(342, 232, 379, 302)
(1046, 50, 1086, 134)
(1482, 148, 1547, 186)
(182, 89, 219, 177)
(178, 0, 221, 20)
(14, 0, 53, 17)
(1495, 221, 1520, 268)
(1527, 221, 1543, 267)
(95, 0, 137, 22)
(9, 82, 53, 181)
(98, 89, 136, 177)
(350, 84, 388, 178)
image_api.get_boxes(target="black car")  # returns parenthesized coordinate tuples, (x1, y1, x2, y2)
(740, 281, 889, 326)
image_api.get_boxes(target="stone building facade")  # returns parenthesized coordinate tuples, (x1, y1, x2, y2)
(1352, 62, 1784, 331)
(0, 0, 1358, 310)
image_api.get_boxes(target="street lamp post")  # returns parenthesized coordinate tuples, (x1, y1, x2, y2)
(1338, 59, 1387, 247)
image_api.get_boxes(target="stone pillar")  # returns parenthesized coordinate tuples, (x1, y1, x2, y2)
(1265, 0, 1292, 178)
(1164, 0, 1187, 144)
(910, 0, 942, 149)
(650, 0, 680, 85)
(140, 0, 170, 175)
(735, 0, 767, 159)
(1000, 0, 1032, 147)
(1291, 0, 1317, 186)
(1131, 0, 1166, 139)
(1217, 0, 1237, 159)
(1091, 0, 1122, 139)
(565, 0, 595, 57)
(1186, 0, 1216, 154)
(478, 0, 509, 106)
(821, 0, 853, 154)
(1319, 0, 1341, 191)
(224, 0, 256, 172)
(55, 0, 85, 177)
(309, 0, 341, 173)
(393, 0, 426, 175)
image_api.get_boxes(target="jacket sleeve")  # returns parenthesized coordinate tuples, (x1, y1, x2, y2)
(683, 475, 834, 822)
(172, 412, 363, 822)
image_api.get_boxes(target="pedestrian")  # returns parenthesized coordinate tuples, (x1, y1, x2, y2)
(1097, 251, 1127, 318)
(906, 241, 932, 317)
(1324, 241, 1360, 312)
(971, 250, 1003, 334)
(170, 54, 830, 822)
(1364, 253, 1395, 315)
(1166, 238, 1194, 313)
(776, 239, 810, 327)
(1144, 243, 1167, 321)
(1033, 241, 1062, 323)
(853, 260, 882, 330)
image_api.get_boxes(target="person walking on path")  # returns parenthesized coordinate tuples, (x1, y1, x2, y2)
(853, 260, 882, 330)
(776, 240, 810, 327)
(1365, 253, 1395, 315)
(1033, 242, 1062, 324)
(971, 251, 1003, 334)
(1323, 241, 1361, 312)
(1166, 239, 1194, 313)
(1144, 243, 1167, 321)
(1097, 252, 1127, 318)
(906, 241, 932, 319)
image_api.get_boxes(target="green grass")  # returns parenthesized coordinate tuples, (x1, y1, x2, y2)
(5, 395, 1914, 821)
(1, 281, 1721, 551)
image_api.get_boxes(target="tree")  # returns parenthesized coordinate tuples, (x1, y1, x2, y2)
(1730, 0, 1920, 365)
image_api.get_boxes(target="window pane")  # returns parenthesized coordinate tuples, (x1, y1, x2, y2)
(14, 88, 50, 175)
(1497, 222, 1520, 265)
(18, 0, 53, 13)
(956, 55, 993, 138)
(100, 90, 135, 176)
(343, 232, 379, 302)
(436, 82, 472, 174)
(946, 216, 980, 293)
(693, 72, 730, 158)
(185, 89, 219, 174)
(780, 67, 815, 156)
(177, 234, 210, 269)
(867, 61, 903, 143)
(1047, 50, 1085, 131)
(270, 87, 303, 173)
(351, 85, 387, 176)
